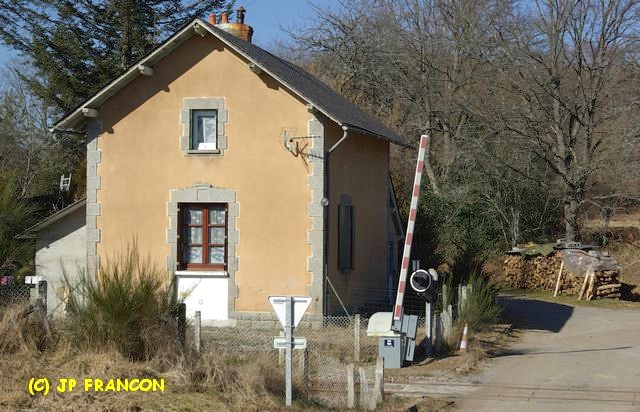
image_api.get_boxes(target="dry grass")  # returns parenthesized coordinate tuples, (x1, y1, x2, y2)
(607, 241, 640, 298)
(0, 304, 305, 411)
(0, 303, 42, 354)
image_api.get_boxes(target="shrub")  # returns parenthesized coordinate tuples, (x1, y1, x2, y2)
(457, 273, 501, 331)
(64, 241, 181, 360)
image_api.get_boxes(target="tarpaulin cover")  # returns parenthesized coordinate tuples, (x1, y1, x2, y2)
(561, 249, 621, 277)
(507, 243, 557, 257)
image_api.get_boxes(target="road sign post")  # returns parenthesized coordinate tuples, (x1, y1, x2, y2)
(269, 295, 312, 407)
(285, 297, 293, 406)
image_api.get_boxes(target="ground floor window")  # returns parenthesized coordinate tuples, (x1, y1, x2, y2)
(179, 203, 227, 270)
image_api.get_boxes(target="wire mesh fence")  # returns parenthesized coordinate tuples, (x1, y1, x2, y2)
(191, 313, 399, 409)
(0, 277, 32, 307)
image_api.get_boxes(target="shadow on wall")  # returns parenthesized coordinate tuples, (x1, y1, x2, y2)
(498, 296, 573, 333)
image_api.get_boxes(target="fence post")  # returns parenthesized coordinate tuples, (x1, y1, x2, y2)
(299, 348, 309, 399)
(442, 283, 448, 308)
(424, 301, 432, 356)
(359, 366, 368, 410)
(278, 331, 284, 365)
(194, 310, 201, 353)
(36, 298, 51, 338)
(460, 285, 468, 312)
(37, 280, 47, 309)
(347, 363, 355, 408)
(434, 314, 442, 354)
(442, 305, 452, 344)
(177, 303, 186, 348)
(374, 356, 384, 403)
(354, 314, 361, 362)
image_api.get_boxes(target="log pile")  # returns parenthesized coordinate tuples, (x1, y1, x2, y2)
(580, 270, 621, 300)
(502, 251, 621, 299)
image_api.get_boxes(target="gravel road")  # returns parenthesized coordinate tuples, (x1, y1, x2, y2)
(457, 296, 640, 411)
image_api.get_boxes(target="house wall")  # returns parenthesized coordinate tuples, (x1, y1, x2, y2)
(325, 122, 391, 314)
(35, 206, 86, 316)
(93, 34, 317, 316)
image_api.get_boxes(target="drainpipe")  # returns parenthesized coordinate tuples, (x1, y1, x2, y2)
(323, 125, 351, 316)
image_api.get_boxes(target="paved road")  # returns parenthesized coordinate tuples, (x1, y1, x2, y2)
(457, 296, 640, 411)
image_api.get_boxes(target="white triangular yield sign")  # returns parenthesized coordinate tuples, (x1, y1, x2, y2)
(269, 296, 312, 329)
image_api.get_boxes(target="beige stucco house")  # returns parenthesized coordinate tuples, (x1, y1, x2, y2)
(32, 10, 408, 320)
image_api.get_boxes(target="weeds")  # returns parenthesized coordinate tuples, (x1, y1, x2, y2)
(458, 273, 501, 332)
(0, 303, 40, 354)
(64, 240, 181, 360)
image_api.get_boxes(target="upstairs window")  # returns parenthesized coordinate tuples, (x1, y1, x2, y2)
(190, 110, 218, 150)
(180, 204, 227, 270)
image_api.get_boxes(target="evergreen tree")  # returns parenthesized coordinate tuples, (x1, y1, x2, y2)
(0, 0, 234, 112)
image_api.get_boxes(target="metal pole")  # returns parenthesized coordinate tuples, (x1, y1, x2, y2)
(424, 302, 432, 356)
(354, 314, 361, 362)
(434, 314, 442, 354)
(194, 311, 201, 353)
(285, 297, 293, 406)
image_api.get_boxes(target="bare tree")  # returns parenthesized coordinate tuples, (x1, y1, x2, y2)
(0, 63, 78, 204)
(490, 0, 640, 241)
(290, 0, 640, 246)
(291, 0, 513, 193)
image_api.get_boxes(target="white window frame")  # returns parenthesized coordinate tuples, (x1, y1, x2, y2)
(179, 97, 228, 156)
(190, 109, 218, 151)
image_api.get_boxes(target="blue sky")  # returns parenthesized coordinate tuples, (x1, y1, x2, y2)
(0, 0, 338, 66)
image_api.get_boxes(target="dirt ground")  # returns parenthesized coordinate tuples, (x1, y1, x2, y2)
(382, 324, 519, 411)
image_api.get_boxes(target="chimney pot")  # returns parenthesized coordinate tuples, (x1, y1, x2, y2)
(214, 7, 253, 43)
(208, 13, 217, 25)
(236, 6, 246, 24)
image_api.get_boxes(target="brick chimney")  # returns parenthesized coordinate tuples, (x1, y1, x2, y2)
(210, 6, 253, 42)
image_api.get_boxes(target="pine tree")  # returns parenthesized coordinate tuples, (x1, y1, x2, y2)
(0, 0, 234, 112)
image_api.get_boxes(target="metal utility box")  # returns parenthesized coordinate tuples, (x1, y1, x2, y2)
(378, 335, 403, 368)
(367, 312, 418, 369)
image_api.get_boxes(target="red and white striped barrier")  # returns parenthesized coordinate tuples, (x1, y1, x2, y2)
(392, 134, 429, 327)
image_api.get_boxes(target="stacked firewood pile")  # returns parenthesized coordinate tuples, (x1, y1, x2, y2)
(503, 252, 581, 292)
(581, 270, 621, 300)
(502, 249, 622, 299)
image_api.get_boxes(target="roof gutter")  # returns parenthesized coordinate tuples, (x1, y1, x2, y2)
(341, 123, 415, 149)
(48, 127, 86, 136)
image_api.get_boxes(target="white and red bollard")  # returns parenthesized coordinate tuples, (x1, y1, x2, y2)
(459, 322, 469, 352)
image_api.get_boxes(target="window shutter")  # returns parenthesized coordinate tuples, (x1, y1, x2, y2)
(338, 203, 354, 272)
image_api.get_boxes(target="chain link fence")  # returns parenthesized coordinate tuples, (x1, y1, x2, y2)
(190, 313, 408, 409)
(0, 276, 32, 307)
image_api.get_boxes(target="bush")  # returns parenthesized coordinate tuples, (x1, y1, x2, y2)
(458, 273, 501, 331)
(64, 241, 181, 360)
